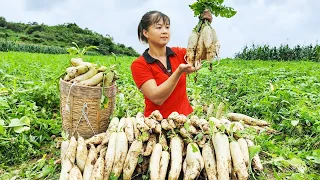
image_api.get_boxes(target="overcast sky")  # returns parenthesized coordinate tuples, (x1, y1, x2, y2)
(1, 0, 319, 58)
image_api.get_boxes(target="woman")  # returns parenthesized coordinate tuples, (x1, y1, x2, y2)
(131, 10, 212, 118)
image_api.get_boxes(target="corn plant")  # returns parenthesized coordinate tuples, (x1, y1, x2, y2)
(235, 43, 320, 62)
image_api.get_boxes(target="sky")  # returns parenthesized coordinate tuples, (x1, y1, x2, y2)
(1, 0, 319, 58)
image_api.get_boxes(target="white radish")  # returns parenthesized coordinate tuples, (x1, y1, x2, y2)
(209, 117, 221, 128)
(71, 67, 98, 83)
(227, 113, 269, 126)
(117, 117, 126, 132)
(104, 132, 117, 180)
(195, 27, 205, 62)
(149, 143, 162, 180)
(216, 102, 225, 119)
(202, 143, 217, 180)
(186, 31, 200, 66)
(85, 132, 106, 145)
(69, 164, 83, 180)
(144, 118, 158, 130)
(124, 117, 134, 143)
(150, 110, 163, 121)
(123, 140, 143, 180)
(238, 138, 249, 167)
(59, 158, 72, 180)
(207, 103, 214, 117)
(184, 143, 204, 180)
(161, 119, 171, 130)
(220, 117, 232, 126)
(206, 28, 220, 64)
(229, 141, 249, 180)
(78, 72, 103, 86)
(168, 136, 183, 180)
(202, 25, 213, 49)
(168, 111, 179, 121)
(70, 58, 92, 67)
(136, 112, 150, 131)
(76, 135, 88, 172)
(155, 123, 162, 134)
(200, 119, 210, 132)
(143, 133, 157, 156)
(215, 40, 221, 58)
(83, 144, 98, 180)
(159, 151, 170, 180)
(102, 117, 119, 145)
(159, 133, 168, 151)
(170, 113, 186, 127)
(188, 124, 198, 135)
(246, 139, 263, 171)
(222, 133, 232, 176)
(65, 136, 77, 163)
(168, 119, 176, 129)
(66, 66, 76, 74)
(179, 127, 191, 138)
(190, 115, 200, 127)
(111, 132, 128, 178)
(96, 144, 104, 153)
(131, 117, 141, 140)
(154, 123, 162, 134)
(60, 140, 69, 161)
(234, 122, 245, 131)
(63, 74, 73, 81)
(212, 132, 229, 180)
(97, 65, 107, 72)
(243, 124, 277, 134)
(90, 148, 106, 180)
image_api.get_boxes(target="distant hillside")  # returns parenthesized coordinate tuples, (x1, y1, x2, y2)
(0, 16, 139, 56)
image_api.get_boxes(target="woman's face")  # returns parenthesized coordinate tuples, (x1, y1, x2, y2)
(143, 19, 170, 47)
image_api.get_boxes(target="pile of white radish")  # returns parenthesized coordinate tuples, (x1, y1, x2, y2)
(186, 16, 220, 71)
(63, 57, 117, 87)
(58, 108, 273, 180)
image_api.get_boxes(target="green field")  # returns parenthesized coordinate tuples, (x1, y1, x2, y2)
(0, 52, 319, 179)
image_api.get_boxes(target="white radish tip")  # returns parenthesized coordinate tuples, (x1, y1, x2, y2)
(184, 55, 189, 64)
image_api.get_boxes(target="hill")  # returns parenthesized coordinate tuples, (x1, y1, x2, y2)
(0, 16, 139, 56)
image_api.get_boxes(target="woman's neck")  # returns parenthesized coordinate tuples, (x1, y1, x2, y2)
(148, 44, 166, 58)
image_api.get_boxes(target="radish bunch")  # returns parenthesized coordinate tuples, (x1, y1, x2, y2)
(63, 57, 117, 87)
(58, 108, 270, 180)
(186, 19, 220, 71)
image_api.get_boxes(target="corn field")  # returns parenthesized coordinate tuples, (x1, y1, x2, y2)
(235, 44, 320, 62)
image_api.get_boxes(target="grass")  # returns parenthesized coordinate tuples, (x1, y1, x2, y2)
(0, 51, 319, 179)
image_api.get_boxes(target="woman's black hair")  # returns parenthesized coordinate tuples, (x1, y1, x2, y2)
(138, 11, 170, 43)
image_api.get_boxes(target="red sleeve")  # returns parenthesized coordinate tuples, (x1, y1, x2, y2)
(131, 60, 154, 89)
(172, 47, 187, 64)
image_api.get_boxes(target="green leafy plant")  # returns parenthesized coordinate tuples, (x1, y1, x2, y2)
(189, 0, 237, 18)
(66, 42, 99, 57)
(0, 116, 31, 134)
(0, 51, 319, 179)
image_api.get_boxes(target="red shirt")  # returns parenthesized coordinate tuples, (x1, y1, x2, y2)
(131, 46, 193, 118)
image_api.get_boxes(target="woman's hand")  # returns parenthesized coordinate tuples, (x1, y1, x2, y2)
(178, 64, 195, 74)
(178, 60, 202, 74)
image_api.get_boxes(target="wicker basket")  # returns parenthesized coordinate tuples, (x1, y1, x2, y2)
(59, 78, 117, 139)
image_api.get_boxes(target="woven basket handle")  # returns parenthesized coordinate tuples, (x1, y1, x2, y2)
(64, 82, 77, 113)
(73, 102, 96, 136)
